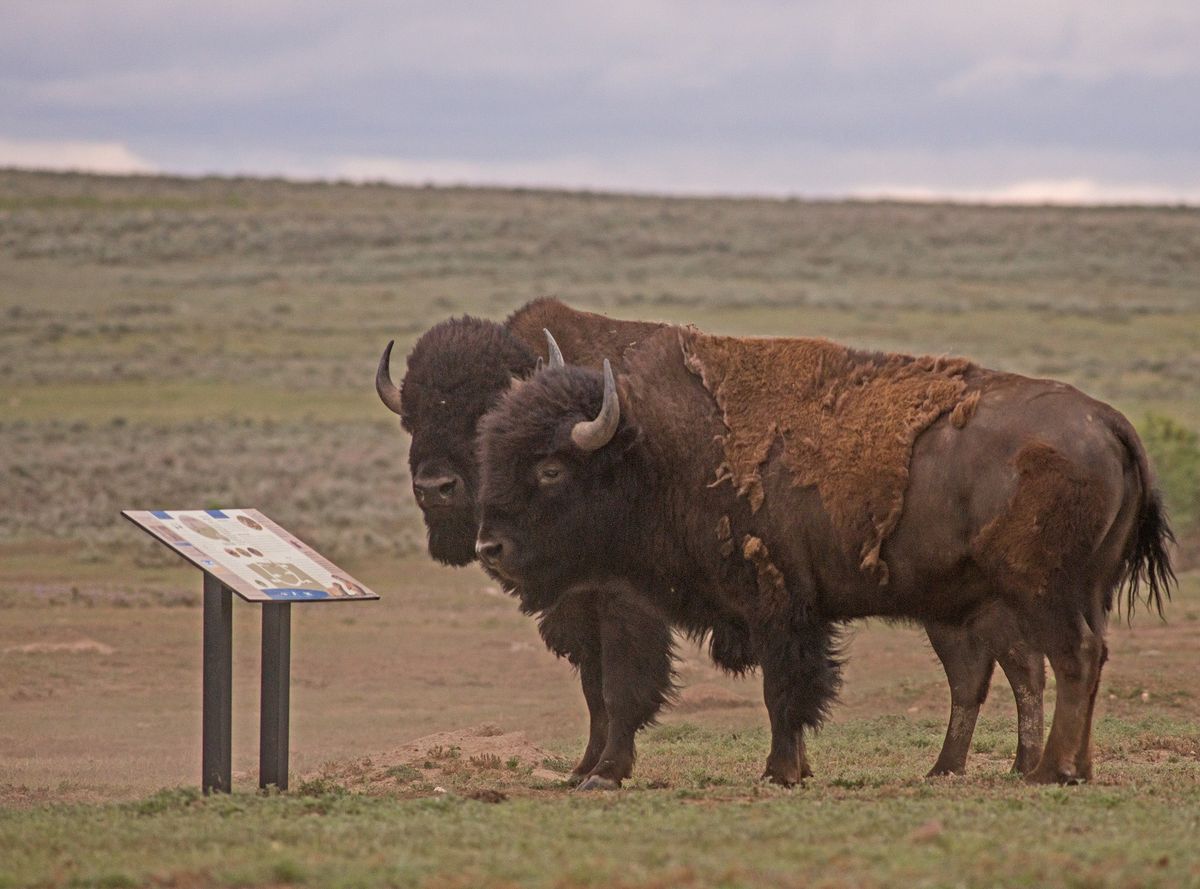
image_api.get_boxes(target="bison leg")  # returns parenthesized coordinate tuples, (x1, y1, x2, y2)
(995, 640, 1045, 774)
(797, 732, 814, 780)
(570, 655, 609, 783)
(536, 593, 608, 783)
(1071, 638, 1108, 782)
(758, 621, 840, 787)
(577, 591, 676, 790)
(1026, 618, 1106, 785)
(925, 622, 994, 777)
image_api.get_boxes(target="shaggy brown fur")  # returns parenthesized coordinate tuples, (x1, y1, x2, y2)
(682, 331, 971, 585)
(741, 535, 791, 618)
(950, 390, 981, 429)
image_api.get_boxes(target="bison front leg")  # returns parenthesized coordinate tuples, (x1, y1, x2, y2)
(536, 593, 607, 784)
(925, 622, 994, 777)
(758, 621, 841, 787)
(577, 592, 676, 791)
(571, 654, 609, 783)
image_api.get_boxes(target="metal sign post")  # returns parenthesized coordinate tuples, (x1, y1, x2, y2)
(124, 508, 379, 793)
(259, 601, 291, 790)
(202, 573, 233, 792)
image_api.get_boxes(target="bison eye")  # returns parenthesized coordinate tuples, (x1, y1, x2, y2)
(536, 459, 568, 487)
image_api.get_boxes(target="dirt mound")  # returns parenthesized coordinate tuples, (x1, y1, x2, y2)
(302, 724, 569, 796)
(4, 638, 115, 655)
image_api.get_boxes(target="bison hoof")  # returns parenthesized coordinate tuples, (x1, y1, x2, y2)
(761, 772, 799, 788)
(1024, 765, 1084, 786)
(1009, 754, 1039, 776)
(925, 764, 965, 778)
(576, 775, 621, 792)
(565, 772, 587, 787)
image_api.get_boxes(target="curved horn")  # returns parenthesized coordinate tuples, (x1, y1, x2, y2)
(543, 329, 565, 369)
(571, 359, 620, 452)
(375, 340, 405, 415)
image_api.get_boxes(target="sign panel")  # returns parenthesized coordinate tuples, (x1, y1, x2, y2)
(122, 508, 380, 603)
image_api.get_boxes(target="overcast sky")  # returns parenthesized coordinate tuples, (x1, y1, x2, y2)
(2, 1, 1197, 202)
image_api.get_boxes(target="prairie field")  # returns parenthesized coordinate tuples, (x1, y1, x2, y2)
(1, 170, 1198, 888)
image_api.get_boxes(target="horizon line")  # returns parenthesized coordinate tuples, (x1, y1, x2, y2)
(3, 163, 1197, 211)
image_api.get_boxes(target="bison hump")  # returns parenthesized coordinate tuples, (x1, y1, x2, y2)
(682, 331, 971, 585)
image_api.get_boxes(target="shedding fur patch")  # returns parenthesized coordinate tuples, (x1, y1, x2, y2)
(682, 331, 971, 585)
(741, 535, 790, 617)
(970, 441, 1108, 598)
(716, 515, 734, 558)
(950, 390, 981, 429)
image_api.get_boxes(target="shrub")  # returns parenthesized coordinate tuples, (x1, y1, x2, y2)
(1140, 414, 1200, 531)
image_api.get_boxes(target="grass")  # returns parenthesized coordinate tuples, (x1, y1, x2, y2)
(2, 720, 1198, 889)
(2, 170, 1198, 564)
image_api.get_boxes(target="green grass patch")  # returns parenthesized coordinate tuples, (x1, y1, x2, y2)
(2, 719, 1197, 888)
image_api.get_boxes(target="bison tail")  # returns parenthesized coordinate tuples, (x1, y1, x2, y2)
(1111, 416, 1177, 620)
(1123, 487, 1176, 619)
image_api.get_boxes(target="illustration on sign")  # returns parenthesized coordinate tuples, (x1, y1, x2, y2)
(122, 508, 380, 603)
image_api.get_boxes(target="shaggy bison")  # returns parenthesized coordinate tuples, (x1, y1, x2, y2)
(475, 325, 1174, 785)
(377, 300, 1063, 788)
(377, 300, 675, 785)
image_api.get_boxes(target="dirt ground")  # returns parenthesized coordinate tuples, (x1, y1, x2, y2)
(1, 545, 1195, 806)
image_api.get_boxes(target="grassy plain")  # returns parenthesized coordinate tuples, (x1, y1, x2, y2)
(1, 170, 1198, 887)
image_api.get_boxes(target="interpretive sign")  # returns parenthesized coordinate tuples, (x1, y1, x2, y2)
(123, 507, 378, 794)
(122, 508, 379, 602)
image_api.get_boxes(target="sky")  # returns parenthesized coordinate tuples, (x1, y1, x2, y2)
(2, 1, 1198, 203)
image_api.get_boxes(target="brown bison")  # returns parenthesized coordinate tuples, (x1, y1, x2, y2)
(377, 300, 1061, 788)
(475, 325, 1174, 786)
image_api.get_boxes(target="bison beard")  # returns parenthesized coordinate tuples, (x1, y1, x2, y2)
(476, 326, 1175, 786)
(424, 507, 480, 567)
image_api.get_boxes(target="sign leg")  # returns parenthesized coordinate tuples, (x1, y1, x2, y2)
(202, 574, 233, 794)
(259, 602, 292, 790)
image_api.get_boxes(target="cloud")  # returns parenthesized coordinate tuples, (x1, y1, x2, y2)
(851, 178, 1200, 206)
(0, 137, 155, 174)
(2, 2, 1198, 201)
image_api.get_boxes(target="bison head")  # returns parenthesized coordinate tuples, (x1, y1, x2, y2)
(376, 316, 538, 566)
(475, 360, 644, 609)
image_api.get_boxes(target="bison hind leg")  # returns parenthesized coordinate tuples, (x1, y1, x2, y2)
(924, 622, 994, 777)
(1025, 613, 1107, 785)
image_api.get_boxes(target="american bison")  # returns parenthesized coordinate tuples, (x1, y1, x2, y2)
(377, 299, 675, 784)
(378, 301, 1061, 787)
(475, 325, 1174, 785)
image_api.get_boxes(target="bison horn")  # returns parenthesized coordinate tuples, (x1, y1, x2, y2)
(571, 359, 620, 452)
(543, 329, 565, 369)
(375, 340, 405, 415)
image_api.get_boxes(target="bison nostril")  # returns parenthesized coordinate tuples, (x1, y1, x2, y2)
(414, 473, 461, 506)
(475, 537, 506, 564)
